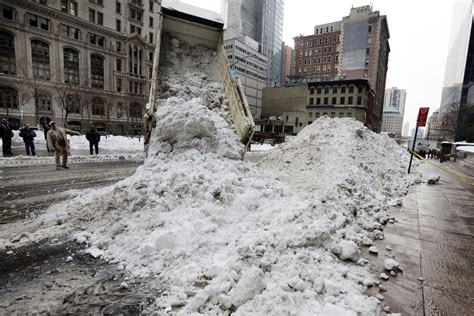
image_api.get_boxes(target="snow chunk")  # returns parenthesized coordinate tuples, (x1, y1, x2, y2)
(229, 267, 265, 307)
(384, 258, 400, 271)
(321, 303, 357, 316)
(336, 240, 361, 262)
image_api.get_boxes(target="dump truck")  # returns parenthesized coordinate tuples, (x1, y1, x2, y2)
(144, 0, 255, 150)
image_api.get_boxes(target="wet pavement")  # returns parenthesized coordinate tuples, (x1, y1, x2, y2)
(0, 159, 150, 313)
(0, 160, 142, 224)
(366, 160, 474, 315)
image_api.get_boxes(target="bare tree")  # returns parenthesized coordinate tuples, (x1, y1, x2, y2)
(17, 64, 44, 125)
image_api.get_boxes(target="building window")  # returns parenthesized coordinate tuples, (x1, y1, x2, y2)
(116, 77, 122, 92)
(317, 87, 322, 94)
(116, 1, 121, 13)
(35, 95, 52, 112)
(316, 98, 321, 105)
(149, 32, 153, 43)
(368, 25, 372, 33)
(97, 12, 103, 25)
(63, 48, 79, 85)
(31, 40, 50, 80)
(149, 51, 153, 61)
(90, 54, 104, 89)
(332, 97, 337, 104)
(89, 33, 105, 46)
(358, 85, 363, 93)
(89, 9, 95, 22)
(92, 97, 105, 115)
(332, 86, 337, 93)
(130, 102, 142, 118)
(323, 97, 328, 105)
(341, 86, 346, 93)
(61, 0, 77, 15)
(309, 97, 314, 105)
(324, 87, 329, 94)
(149, 0, 154, 12)
(149, 66, 153, 79)
(348, 85, 354, 93)
(28, 13, 50, 31)
(366, 47, 370, 55)
(116, 59, 122, 71)
(340, 96, 345, 105)
(357, 96, 362, 105)
(310, 87, 315, 94)
(116, 19, 121, 32)
(348, 96, 353, 104)
(0, 31, 16, 75)
(149, 16, 153, 27)
(0, 86, 18, 109)
(116, 41, 122, 52)
(2, 5, 14, 20)
(128, 45, 142, 75)
(60, 24, 80, 39)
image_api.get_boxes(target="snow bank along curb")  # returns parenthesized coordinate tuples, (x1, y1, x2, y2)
(0, 37, 414, 314)
(0, 153, 144, 167)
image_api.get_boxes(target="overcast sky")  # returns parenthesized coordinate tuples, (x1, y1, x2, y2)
(181, 0, 469, 135)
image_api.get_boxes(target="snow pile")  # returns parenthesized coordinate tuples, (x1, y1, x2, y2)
(258, 118, 412, 244)
(250, 143, 278, 152)
(70, 135, 143, 152)
(13, 130, 142, 152)
(1, 37, 414, 314)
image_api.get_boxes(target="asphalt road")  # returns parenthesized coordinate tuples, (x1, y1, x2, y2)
(0, 158, 151, 313)
(0, 160, 142, 225)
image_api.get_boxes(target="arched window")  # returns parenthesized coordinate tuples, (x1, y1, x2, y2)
(129, 102, 142, 118)
(92, 97, 105, 116)
(64, 48, 79, 84)
(35, 94, 52, 112)
(0, 86, 18, 109)
(31, 40, 50, 80)
(90, 54, 104, 89)
(0, 31, 16, 75)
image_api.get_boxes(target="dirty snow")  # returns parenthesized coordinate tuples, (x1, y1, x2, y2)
(0, 37, 415, 314)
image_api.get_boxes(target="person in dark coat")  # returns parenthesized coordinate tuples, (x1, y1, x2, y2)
(19, 124, 37, 156)
(86, 127, 100, 155)
(0, 118, 14, 156)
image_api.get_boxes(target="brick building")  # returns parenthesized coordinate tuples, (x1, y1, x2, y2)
(292, 5, 390, 132)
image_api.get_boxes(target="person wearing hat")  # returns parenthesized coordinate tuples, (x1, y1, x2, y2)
(46, 121, 80, 170)
(0, 118, 14, 156)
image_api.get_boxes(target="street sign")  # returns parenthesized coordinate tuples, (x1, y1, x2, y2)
(417, 107, 429, 127)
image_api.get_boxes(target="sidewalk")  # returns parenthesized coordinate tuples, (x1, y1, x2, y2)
(366, 161, 474, 315)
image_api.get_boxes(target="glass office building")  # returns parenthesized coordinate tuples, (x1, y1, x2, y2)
(440, 1, 474, 141)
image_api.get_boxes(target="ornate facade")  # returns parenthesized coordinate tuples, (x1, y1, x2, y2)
(0, 0, 161, 134)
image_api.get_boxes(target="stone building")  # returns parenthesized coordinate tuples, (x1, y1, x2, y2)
(427, 109, 442, 141)
(262, 79, 375, 134)
(0, 0, 161, 134)
(381, 87, 406, 138)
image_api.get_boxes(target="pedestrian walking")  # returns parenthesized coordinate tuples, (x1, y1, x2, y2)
(86, 127, 100, 155)
(19, 124, 36, 156)
(43, 123, 51, 152)
(46, 121, 80, 170)
(0, 118, 14, 156)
